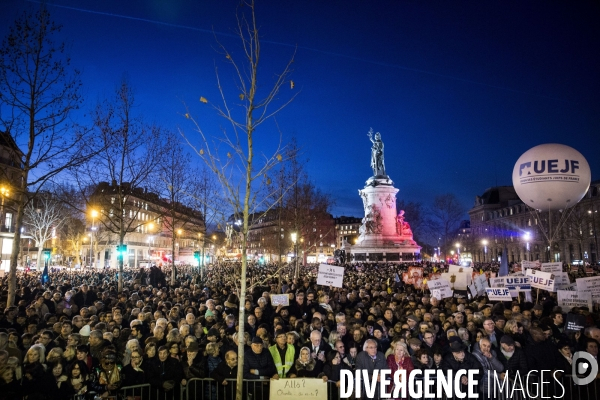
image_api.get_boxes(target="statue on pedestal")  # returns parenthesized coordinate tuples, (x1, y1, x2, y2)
(368, 128, 386, 177)
(396, 210, 413, 236)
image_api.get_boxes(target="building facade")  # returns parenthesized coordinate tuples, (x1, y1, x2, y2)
(467, 182, 600, 264)
(334, 216, 362, 248)
(0, 131, 24, 269)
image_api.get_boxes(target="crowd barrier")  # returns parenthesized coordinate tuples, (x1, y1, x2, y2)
(78, 374, 600, 400)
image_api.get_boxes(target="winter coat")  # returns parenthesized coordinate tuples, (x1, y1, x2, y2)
(243, 348, 277, 379)
(496, 347, 528, 377)
(355, 351, 388, 400)
(288, 357, 323, 378)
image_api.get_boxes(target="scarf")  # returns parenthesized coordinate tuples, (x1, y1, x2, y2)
(501, 349, 514, 359)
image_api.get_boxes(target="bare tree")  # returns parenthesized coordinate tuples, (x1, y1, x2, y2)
(76, 81, 163, 291)
(23, 194, 67, 270)
(0, 7, 96, 306)
(429, 193, 466, 257)
(61, 216, 86, 266)
(181, 2, 296, 398)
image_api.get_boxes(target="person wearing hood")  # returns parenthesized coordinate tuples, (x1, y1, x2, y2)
(289, 346, 325, 378)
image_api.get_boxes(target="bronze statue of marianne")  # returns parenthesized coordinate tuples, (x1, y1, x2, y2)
(367, 128, 386, 177)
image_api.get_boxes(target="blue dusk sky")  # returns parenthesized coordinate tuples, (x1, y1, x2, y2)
(1, 0, 599, 218)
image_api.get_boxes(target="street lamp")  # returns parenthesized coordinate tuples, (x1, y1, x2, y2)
(589, 210, 598, 264)
(482, 239, 488, 262)
(90, 210, 98, 268)
(0, 186, 9, 231)
(524, 232, 531, 261)
(455, 242, 461, 263)
(291, 232, 298, 279)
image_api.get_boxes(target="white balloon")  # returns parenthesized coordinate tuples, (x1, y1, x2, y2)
(512, 143, 591, 211)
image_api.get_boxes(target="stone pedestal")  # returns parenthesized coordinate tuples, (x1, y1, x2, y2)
(343, 175, 421, 263)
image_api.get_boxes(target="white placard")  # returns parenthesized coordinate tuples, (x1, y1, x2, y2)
(316, 264, 344, 288)
(270, 294, 289, 306)
(522, 260, 541, 270)
(491, 276, 530, 294)
(541, 262, 563, 273)
(474, 274, 489, 294)
(558, 290, 593, 312)
(468, 284, 477, 298)
(526, 269, 555, 292)
(448, 265, 473, 275)
(270, 378, 327, 400)
(427, 279, 453, 299)
(553, 272, 570, 291)
(576, 276, 600, 304)
(486, 287, 512, 301)
(441, 272, 471, 290)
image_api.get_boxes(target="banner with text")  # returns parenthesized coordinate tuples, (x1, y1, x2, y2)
(541, 262, 563, 273)
(576, 276, 600, 304)
(557, 290, 593, 312)
(486, 287, 512, 301)
(317, 264, 344, 288)
(526, 269, 555, 292)
(522, 260, 541, 270)
(270, 378, 326, 400)
(553, 272, 571, 291)
(428, 279, 453, 299)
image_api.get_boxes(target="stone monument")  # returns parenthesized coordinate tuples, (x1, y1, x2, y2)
(343, 129, 421, 262)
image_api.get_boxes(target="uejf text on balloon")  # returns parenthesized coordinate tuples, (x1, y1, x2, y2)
(518, 159, 580, 176)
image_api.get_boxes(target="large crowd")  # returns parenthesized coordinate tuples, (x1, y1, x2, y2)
(0, 260, 598, 400)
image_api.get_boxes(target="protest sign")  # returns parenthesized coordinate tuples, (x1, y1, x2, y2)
(316, 264, 344, 288)
(576, 276, 600, 304)
(557, 290, 592, 312)
(474, 274, 489, 294)
(526, 269, 555, 292)
(522, 260, 541, 270)
(270, 294, 290, 307)
(553, 272, 570, 291)
(565, 314, 587, 333)
(270, 378, 326, 400)
(448, 265, 473, 275)
(486, 287, 512, 301)
(541, 262, 563, 273)
(427, 279, 453, 299)
(441, 272, 471, 290)
(468, 284, 477, 298)
(491, 276, 531, 292)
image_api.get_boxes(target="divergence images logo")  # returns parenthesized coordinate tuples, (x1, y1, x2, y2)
(572, 351, 598, 385)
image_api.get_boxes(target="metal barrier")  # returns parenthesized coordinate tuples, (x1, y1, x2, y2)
(73, 374, 600, 400)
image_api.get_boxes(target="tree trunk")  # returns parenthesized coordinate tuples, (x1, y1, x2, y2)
(7, 198, 25, 306)
(36, 247, 43, 271)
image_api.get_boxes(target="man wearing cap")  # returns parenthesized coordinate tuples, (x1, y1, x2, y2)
(89, 350, 122, 398)
(244, 336, 278, 400)
(441, 340, 483, 394)
(406, 314, 420, 337)
(269, 329, 296, 378)
(496, 335, 528, 377)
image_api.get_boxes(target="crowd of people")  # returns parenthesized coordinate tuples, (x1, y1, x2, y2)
(0, 261, 598, 400)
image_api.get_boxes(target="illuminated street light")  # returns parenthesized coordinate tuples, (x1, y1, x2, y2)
(524, 232, 531, 261)
(90, 209, 98, 268)
(482, 239, 488, 262)
(291, 232, 298, 279)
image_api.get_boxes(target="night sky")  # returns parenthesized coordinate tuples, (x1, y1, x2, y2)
(1, 0, 599, 219)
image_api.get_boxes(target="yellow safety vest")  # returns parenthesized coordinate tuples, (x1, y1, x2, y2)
(269, 344, 295, 377)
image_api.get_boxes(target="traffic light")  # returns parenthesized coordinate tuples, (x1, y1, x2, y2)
(42, 248, 52, 260)
(116, 244, 127, 257)
(193, 251, 200, 261)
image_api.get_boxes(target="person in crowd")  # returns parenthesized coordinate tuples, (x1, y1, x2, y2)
(65, 360, 90, 398)
(269, 329, 296, 378)
(289, 346, 324, 378)
(355, 339, 387, 400)
(89, 350, 122, 398)
(441, 340, 483, 394)
(472, 337, 505, 397)
(211, 350, 239, 400)
(386, 341, 414, 399)
(147, 345, 183, 400)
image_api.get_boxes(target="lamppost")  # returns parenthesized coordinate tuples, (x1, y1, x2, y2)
(455, 242, 461, 264)
(524, 231, 531, 261)
(482, 239, 488, 263)
(291, 232, 298, 279)
(589, 210, 598, 264)
(90, 210, 98, 268)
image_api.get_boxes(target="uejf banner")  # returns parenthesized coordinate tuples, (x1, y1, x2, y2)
(486, 287, 512, 301)
(526, 269, 555, 292)
(317, 264, 344, 288)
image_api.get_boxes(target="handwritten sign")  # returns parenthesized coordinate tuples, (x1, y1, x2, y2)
(558, 290, 592, 312)
(271, 294, 290, 307)
(270, 378, 327, 400)
(526, 269, 555, 292)
(541, 262, 562, 273)
(486, 287, 512, 301)
(316, 264, 344, 288)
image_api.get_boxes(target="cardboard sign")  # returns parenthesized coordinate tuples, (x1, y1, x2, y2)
(448, 265, 473, 275)
(468, 284, 478, 298)
(565, 314, 587, 333)
(541, 262, 563, 273)
(270, 378, 327, 400)
(526, 269, 555, 292)
(270, 294, 289, 307)
(491, 276, 531, 292)
(576, 276, 600, 304)
(316, 264, 344, 288)
(486, 287, 512, 301)
(558, 290, 593, 312)
(427, 279, 453, 299)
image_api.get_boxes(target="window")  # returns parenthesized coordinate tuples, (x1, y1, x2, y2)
(4, 213, 11, 229)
